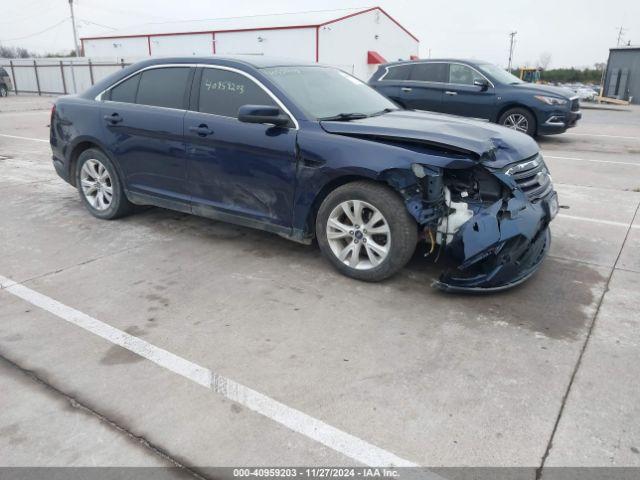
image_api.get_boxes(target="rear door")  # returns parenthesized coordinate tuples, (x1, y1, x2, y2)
(100, 66, 193, 206)
(402, 62, 449, 112)
(441, 63, 496, 120)
(184, 66, 298, 229)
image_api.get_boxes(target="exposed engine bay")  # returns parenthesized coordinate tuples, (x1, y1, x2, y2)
(384, 154, 558, 292)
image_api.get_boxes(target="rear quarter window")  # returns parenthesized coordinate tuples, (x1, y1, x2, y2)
(0, 68, 8, 76)
(381, 65, 412, 81)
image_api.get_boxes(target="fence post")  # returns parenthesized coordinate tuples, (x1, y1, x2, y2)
(88, 59, 94, 85)
(33, 59, 41, 96)
(120, 59, 125, 69)
(9, 60, 18, 95)
(60, 61, 68, 94)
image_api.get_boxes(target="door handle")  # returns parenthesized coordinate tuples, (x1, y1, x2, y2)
(189, 124, 214, 137)
(103, 113, 123, 124)
(445, 91, 458, 96)
(401, 87, 412, 92)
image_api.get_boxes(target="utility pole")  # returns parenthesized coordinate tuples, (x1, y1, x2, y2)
(68, 0, 80, 57)
(507, 31, 517, 72)
(616, 26, 626, 46)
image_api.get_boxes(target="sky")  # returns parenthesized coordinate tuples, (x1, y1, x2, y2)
(0, 0, 637, 68)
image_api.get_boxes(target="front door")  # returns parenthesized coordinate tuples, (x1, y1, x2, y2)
(441, 63, 496, 120)
(100, 66, 193, 204)
(184, 67, 298, 230)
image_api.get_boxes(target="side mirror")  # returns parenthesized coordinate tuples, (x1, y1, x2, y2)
(473, 79, 489, 91)
(238, 105, 290, 127)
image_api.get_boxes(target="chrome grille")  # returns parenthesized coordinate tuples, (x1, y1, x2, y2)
(505, 155, 553, 202)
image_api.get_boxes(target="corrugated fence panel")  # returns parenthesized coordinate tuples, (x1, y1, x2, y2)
(37, 64, 66, 94)
(0, 57, 131, 95)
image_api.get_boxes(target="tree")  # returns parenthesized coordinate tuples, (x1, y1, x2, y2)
(0, 45, 35, 58)
(538, 52, 552, 70)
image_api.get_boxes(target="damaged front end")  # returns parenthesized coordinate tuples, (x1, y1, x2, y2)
(385, 153, 558, 293)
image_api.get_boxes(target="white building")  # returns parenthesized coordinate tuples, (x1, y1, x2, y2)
(80, 7, 419, 80)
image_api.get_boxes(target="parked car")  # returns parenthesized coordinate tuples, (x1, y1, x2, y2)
(50, 57, 557, 292)
(575, 86, 597, 102)
(369, 59, 581, 137)
(0, 67, 13, 97)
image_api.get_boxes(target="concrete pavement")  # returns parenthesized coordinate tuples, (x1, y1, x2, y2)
(1, 96, 639, 476)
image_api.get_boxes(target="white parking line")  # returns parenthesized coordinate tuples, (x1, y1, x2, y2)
(0, 133, 48, 143)
(558, 213, 639, 229)
(563, 132, 640, 140)
(0, 274, 419, 469)
(544, 154, 640, 167)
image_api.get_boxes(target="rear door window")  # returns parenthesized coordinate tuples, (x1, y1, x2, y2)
(449, 64, 485, 85)
(197, 68, 276, 118)
(135, 67, 191, 109)
(382, 65, 412, 81)
(409, 63, 448, 82)
(108, 73, 140, 103)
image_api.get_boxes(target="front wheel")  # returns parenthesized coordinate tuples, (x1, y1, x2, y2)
(499, 107, 536, 136)
(316, 181, 418, 282)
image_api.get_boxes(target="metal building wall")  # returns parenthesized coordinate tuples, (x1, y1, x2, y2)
(319, 9, 418, 80)
(604, 48, 640, 104)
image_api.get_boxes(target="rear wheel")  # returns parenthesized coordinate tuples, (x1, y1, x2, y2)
(499, 107, 536, 136)
(0, 85, 8, 97)
(316, 181, 418, 282)
(75, 148, 133, 219)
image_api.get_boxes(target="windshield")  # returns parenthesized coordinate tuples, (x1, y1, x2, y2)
(478, 64, 524, 85)
(262, 66, 397, 120)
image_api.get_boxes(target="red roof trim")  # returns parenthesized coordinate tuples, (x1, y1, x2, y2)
(81, 25, 317, 41)
(80, 7, 419, 43)
(318, 7, 419, 43)
(367, 50, 387, 64)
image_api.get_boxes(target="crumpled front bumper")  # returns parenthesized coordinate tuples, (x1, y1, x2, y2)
(434, 190, 556, 293)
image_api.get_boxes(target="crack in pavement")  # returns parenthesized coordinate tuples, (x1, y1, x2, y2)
(535, 199, 640, 479)
(0, 353, 211, 480)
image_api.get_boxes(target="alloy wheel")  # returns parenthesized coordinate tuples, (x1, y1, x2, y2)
(503, 113, 529, 133)
(80, 159, 113, 211)
(326, 200, 391, 270)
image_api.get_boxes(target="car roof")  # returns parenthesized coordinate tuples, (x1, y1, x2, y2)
(129, 55, 318, 69)
(380, 58, 490, 68)
(79, 55, 324, 101)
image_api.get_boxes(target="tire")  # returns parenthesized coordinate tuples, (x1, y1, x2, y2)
(498, 107, 536, 136)
(75, 148, 133, 220)
(0, 85, 8, 97)
(316, 181, 418, 282)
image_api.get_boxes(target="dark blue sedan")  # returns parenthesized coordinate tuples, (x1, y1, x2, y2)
(369, 59, 582, 136)
(50, 56, 558, 292)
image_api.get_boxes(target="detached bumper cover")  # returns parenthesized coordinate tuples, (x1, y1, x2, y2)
(434, 191, 556, 293)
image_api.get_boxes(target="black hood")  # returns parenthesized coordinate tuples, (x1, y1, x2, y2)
(320, 110, 539, 167)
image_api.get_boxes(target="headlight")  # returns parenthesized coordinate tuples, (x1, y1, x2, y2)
(534, 95, 568, 106)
